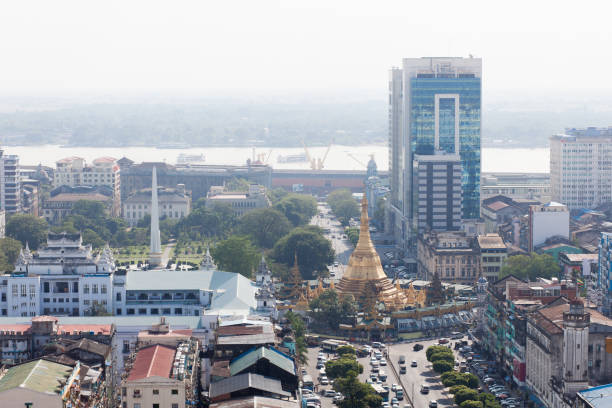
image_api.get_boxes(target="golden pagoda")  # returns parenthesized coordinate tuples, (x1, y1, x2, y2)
(336, 194, 409, 310)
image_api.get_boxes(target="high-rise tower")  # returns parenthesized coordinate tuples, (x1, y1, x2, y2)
(149, 166, 162, 267)
(388, 57, 481, 250)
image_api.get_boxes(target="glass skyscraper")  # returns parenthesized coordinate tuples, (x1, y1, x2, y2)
(388, 57, 481, 250)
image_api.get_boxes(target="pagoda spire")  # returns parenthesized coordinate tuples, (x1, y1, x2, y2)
(149, 166, 162, 267)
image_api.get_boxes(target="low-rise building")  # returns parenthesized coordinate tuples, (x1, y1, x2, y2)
(121, 340, 200, 408)
(481, 172, 551, 203)
(123, 184, 191, 226)
(42, 185, 115, 224)
(206, 184, 270, 217)
(477, 233, 508, 282)
(481, 195, 538, 234)
(417, 231, 480, 283)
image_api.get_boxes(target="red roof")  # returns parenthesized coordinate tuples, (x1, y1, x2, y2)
(486, 201, 509, 211)
(127, 344, 176, 381)
(0, 324, 31, 334)
(93, 157, 117, 164)
(58, 324, 112, 335)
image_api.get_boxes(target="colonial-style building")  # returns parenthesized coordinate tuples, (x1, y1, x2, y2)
(205, 184, 270, 217)
(417, 231, 480, 283)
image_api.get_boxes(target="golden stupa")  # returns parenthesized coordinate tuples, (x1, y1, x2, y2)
(336, 194, 409, 310)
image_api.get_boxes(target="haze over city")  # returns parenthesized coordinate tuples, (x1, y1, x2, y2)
(0, 2, 611, 408)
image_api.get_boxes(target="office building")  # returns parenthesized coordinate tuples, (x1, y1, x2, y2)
(42, 185, 114, 225)
(528, 202, 570, 252)
(0, 149, 21, 214)
(388, 57, 482, 251)
(417, 231, 480, 283)
(551, 127, 612, 210)
(413, 152, 462, 233)
(54, 157, 121, 216)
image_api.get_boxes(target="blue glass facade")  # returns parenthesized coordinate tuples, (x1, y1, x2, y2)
(409, 76, 481, 219)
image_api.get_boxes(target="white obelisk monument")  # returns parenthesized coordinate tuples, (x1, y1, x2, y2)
(149, 166, 163, 267)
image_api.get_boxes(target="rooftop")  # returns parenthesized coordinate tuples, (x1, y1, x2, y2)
(209, 372, 290, 399)
(576, 383, 612, 408)
(47, 193, 112, 202)
(477, 234, 507, 249)
(229, 347, 295, 377)
(486, 201, 509, 211)
(210, 396, 298, 408)
(0, 359, 74, 395)
(127, 344, 175, 381)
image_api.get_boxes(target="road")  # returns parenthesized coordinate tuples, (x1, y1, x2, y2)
(388, 339, 465, 408)
(311, 203, 354, 280)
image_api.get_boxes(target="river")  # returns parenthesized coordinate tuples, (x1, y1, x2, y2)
(6, 145, 550, 173)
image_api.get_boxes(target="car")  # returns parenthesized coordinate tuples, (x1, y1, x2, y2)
(316, 362, 324, 369)
(333, 261, 339, 267)
(403, 405, 412, 408)
(396, 390, 403, 400)
(333, 395, 343, 403)
(399, 355, 406, 364)
(380, 359, 387, 366)
(382, 403, 390, 408)
(429, 401, 438, 408)
(301, 368, 307, 375)
(320, 377, 329, 385)
(391, 384, 398, 392)
(438, 338, 449, 344)
(421, 385, 430, 394)
(410, 360, 417, 367)
(399, 366, 406, 374)
(392, 404, 400, 408)
(391, 398, 398, 404)
(366, 378, 373, 384)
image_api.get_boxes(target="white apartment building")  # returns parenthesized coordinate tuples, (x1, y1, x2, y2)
(550, 127, 612, 210)
(54, 156, 121, 215)
(529, 202, 569, 252)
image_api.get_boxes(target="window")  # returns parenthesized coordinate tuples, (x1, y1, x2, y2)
(92, 284, 98, 294)
(127, 308, 135, 315)
(84, 300, 90, 305)
(134, 404, 141, 408)
(172, 404, 178, 408)
(21, 284, 26, 297)
(73, 282, 79, 293)
(123, 340, 130, 353)
(43, 282, 50, 293)
(152, 389, 159, 395)
(29, 284, 36, 294)
(171, 389, 178, 395)
(101, 284, 107, 294)
(153, 405, 159, 408)
(83, 284, 89, 294)
(138, 308, 147, 315)
(116, 308, 122, 315)
(116, 292, 122, 301)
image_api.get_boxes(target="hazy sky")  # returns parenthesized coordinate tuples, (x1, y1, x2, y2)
(2, 0, 611, 95)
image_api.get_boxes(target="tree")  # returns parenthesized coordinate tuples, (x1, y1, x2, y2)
(460, 401, 484, 408)
(274, 194, 317, 227)
(7, 214, 48, 249)
(345, 227, 359, 246)
(426, 346, 454, 361)
(238, 208, 291, 248)
(85, 302, 112, 316)
(500, 253, 560, 280)
(333, 373, 383, 408)
(272, 227, 334, 279)
(325, 358, 362, 379)
(211, 236, 259, 278)
(71, 200, 107, 219)
(454, 387, 479, 405)
(0, 237, 21, 272)
(82, 228, 105, 249)
(336, 345, 356, 358)
(333, 199, 359, 226)
(430, 351, 455, 364)
(328, 189, 354, 209)
(267, 188, 288, 204)
(441, 371, 479, 389)
(285, 311, 307, 364)
(433, 360, 454, 373)
(309, 289, 356, 330)
(427, 272, 446, 305)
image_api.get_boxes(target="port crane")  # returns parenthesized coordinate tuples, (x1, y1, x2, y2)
(301, 140, 333, 170)
(346, 152, 375, 169)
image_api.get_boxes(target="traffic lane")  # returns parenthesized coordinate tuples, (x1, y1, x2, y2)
(305, 346, 336, 408)
(388, 340, 455, 408)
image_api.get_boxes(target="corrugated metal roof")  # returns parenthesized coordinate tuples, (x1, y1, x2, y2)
(230, 347, 295, 377)
(217, 333, 276, 346)
(127, 344, 175, 381)
(210, 396, 299, 408)
(0, 359, 73, 394)
(209, 373, 290, 398)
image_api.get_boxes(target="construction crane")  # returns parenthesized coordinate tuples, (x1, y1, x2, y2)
(346, 152, 367, 168)
(302, 139, 333, 170)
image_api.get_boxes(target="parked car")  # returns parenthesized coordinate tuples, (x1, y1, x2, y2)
(421, 385, 430, 394)
(429, 401, 438, 408)
(411, 360, 417, 367)
(324, 390, 336, 397)
(438, 338, 449, 344)
(413, 343, 424, 351)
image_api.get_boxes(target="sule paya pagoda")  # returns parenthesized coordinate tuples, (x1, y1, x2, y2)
(336, 194, 411, 311)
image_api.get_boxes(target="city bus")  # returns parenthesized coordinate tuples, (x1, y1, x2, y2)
(321, 339, 349, 353)
(371, 384, 390, 402)
(302, 374, 314, 390)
